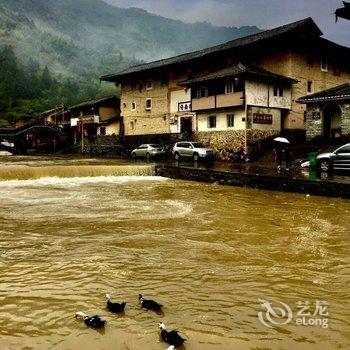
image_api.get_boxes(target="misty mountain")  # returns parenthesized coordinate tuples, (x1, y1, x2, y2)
(0, 0, 261, 77)
(0, 0, 261, 125)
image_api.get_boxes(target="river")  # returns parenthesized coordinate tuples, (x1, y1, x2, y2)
(0, 156, 349, 350)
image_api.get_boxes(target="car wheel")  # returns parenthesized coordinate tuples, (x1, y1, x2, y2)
(146, 152, 151, 160)
(193, 153, 199, 162)
(174, 152, 180, 161)
(132, 152, 137, 160)
(319, 159, 332, 172)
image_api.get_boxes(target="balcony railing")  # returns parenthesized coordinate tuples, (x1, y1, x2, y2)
(191, 96, 215, 111)
(191, 92, 244, 111)
(217, 92, 244, 108)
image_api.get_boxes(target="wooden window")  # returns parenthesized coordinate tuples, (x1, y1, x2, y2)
(321, 59, 328, 72)
(227, 114, 234, 127)
(225, 82, 234, 94)
(146, 98, 152, 110)
(307, 81, 313, 94)
(131, 102, 136, 110)
(208, 115, 216, 128)
(146, 79, 153, 90)
(273, 86, 283, 97)
(197, 86, 208, 98)
(226, 78, 243, 94)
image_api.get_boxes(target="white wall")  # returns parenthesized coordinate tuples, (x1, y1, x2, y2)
(246, 79, 292, 109)
(170, 89, 192, 113)
(197, 109, 246, 132)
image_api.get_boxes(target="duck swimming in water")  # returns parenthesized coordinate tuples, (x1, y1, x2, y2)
(75, 312, 106, 328)
(139, 294, 163, 311)
(105, 294, 126, 313)
(159, 322, 186, 346)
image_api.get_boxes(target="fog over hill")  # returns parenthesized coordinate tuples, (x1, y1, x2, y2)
(0, 0, 261, 124)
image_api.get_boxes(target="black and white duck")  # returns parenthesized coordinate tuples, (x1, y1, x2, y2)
(75, 311, 106, 328)
(105, 293, 126, 313)
(159, 322, 186, 346)
(139, 294, 163, 311)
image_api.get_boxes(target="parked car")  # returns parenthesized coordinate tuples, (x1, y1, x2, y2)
(317, 143, 350, 171)
(172, 141, 214, 161)
(131, 144, 166, 159)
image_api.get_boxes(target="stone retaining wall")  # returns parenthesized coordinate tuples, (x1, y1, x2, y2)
(156, 165, 350, 199)
(194, 129, 280, 160)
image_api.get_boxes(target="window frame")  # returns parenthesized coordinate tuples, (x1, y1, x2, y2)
(146, 79, 153, 90)
(321, 59, 328, 72)
(225, 82, 235, 94)
(207, 115, 217, 129)
(307, 81, 313, 94)
(145, 98, 152, 111)
(131, 101, 136, 111)
(227, 114, 234, 128)
(197, 86, 208, 99)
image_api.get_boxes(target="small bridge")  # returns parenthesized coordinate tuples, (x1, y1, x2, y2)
(0, 122, 67, 154)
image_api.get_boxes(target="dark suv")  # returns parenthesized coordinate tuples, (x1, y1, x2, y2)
(317, 143, 350, 171)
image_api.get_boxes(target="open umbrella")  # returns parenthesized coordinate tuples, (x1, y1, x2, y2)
(273, 137, 290, 144)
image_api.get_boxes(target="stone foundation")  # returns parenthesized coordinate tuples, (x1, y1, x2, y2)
(341, 103, 350, 136)
(194, 129, 280, 160)
(305, 105, 323, 140)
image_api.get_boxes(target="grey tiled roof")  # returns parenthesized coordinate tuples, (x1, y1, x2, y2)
(68, 96, 119, 110)
(101, 17, 323, 82)
(297, 83, 350, 103)
(177, 63, 298, 85)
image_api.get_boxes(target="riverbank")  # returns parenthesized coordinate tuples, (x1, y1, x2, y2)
(155, 163, 350, 199)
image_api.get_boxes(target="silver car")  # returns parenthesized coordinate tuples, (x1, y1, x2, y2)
(131, 144, 166, 159)
(317, 143, 350, 172)
(172, 141, 214, 162)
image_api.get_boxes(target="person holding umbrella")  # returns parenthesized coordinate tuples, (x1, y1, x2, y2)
(273, 137, 292, 171)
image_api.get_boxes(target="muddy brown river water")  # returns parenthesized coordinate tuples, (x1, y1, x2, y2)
(0, 156, 349, 350)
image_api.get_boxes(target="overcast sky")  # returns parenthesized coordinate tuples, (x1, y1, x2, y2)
(104, 0, 349, 45)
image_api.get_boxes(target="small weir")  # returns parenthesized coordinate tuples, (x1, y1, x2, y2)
(0, 164, 155, 181)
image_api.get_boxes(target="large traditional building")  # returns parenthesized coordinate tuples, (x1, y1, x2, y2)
(101, 17, 350, 154)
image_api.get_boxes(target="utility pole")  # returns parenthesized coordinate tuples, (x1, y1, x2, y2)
(81, 120, 84, 154)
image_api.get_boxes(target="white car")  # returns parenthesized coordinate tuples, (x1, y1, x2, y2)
(172, 141, 214, 162)
(131, 144, 166, 159)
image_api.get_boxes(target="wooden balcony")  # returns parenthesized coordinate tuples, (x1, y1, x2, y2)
(191, 92, 244, 111)
(191, 96, 216, 111)
(216, 92, 244, 108)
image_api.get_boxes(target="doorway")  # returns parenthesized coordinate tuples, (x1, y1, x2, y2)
(180, 117, 193, 133)
(323, 103, 342, 138)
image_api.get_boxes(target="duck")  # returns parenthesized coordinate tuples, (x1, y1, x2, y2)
(75, 311, 106, 328)
(159, 322, 186, 346)
(105, 293, 126, 313)
(139, 294, 163, 311)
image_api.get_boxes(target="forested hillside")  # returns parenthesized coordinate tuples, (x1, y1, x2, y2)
(0, 0, 260, 126)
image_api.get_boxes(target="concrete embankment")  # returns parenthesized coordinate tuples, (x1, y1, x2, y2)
(155, 165, 350, 199)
